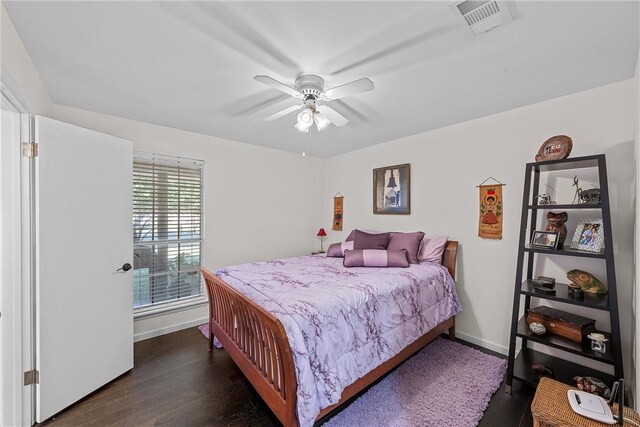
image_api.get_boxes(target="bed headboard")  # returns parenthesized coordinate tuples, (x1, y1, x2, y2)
(442, 241, 458, 279)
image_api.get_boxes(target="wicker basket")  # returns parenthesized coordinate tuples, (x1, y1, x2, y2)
(531, 377, 640, 427)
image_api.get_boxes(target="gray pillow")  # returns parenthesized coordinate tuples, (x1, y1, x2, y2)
(387, 232, 425, 264)
(343, 249, 410, 268)
(352, 230, 391, 250)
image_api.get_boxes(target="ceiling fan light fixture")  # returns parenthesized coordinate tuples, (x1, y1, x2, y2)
(295, 107, 314, 132)
(314, 112, 331, 132)
(297, 108, 313, 125)
(294, 121, 310, 133)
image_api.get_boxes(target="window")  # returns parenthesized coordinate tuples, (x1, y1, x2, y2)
(132, 153, 204, 311)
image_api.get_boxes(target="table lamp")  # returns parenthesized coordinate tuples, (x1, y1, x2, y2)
(317, 228, 327, 253)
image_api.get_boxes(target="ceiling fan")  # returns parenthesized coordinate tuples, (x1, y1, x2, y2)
(254, 74, 374, 133)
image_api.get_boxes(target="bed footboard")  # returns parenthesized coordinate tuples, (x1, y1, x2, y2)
(201, 268, 298, 426)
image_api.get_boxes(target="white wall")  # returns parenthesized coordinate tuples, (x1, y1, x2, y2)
(1, 5, 53, 115)
(53, 105, 324, 340)
(323, 80, 636, 374)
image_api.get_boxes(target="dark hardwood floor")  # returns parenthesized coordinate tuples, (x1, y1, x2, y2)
(39, 328, 534, 427)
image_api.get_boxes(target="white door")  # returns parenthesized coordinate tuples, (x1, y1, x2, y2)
(34, 116, 133, 422)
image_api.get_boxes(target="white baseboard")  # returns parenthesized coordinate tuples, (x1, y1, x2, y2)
(132, 317, 509, 357)
(455, 331, 508, 356)
(134, 316, 208, 343)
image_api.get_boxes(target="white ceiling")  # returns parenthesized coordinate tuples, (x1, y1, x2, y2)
(4, 1, 639, 158)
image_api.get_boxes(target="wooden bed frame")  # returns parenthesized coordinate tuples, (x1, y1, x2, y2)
(201, 240, 458, 427)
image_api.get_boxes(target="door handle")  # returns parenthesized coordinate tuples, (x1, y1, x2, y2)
(116, 263, 132, 272)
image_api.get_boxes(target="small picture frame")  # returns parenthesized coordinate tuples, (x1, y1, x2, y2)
(530, 230, 559, 249)
(570, 218, 604, 253)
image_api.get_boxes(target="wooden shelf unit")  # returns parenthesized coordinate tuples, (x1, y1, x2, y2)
(505, 154, 623, 393)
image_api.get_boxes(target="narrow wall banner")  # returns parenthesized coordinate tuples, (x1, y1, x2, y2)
(478, 185, 503, 239)
(333, 193, 343, 231)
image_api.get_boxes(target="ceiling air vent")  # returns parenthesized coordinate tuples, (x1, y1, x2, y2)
(450, 0, 515, 35)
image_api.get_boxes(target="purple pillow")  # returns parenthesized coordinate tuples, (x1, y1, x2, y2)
(343, 249, 409, 268)
(418, 235, 449, 263)
(352, 230, 390, 250)
(387, 231, 425, 264)
(326, 241, 354, 257)
(345, 229, 383, 242)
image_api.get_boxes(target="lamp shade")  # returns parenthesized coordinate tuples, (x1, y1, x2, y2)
(314, 113, 331, 132)
(317, 228, 327, 237)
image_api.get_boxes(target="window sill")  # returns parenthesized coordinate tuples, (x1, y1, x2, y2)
(134, 297, 208, 320)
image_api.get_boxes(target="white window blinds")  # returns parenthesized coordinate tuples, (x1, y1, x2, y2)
(133, 152, 204, 310)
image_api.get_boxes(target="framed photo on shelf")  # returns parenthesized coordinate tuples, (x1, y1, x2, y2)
(570, 218, 604, 253)
(373, 163, 410, 214)
(530, 230, 560, 249)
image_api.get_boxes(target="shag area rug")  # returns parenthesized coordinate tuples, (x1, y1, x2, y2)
(198, 324, 505, 427)
(323, 338, 506, 427)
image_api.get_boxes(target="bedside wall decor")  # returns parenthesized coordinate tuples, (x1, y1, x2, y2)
(569, 218, 604, 253)
(373, 163, 410, 214)
(333, 193, 343, 231)
(477, 177, 505, 239)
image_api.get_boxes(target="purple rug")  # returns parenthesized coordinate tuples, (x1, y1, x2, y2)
(198, 324, 505, 427)
(324, 338, 505, 427)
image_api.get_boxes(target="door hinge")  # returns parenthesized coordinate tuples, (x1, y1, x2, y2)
(24, 369, 39, 385)
(22, 142, 38, 157)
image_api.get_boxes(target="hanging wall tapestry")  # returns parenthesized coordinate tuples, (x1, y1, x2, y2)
(333, 193, 344, 231)
(478, 179, 504, 239)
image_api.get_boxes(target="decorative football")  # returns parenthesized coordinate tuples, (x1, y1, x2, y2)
(528, 322, 546, 335)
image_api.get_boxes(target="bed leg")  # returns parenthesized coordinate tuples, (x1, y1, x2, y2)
(208, 321, 214, 352)
(448, 318, 456, 341)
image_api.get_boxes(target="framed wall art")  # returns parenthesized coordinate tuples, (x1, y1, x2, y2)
(569, 218, 604, 253)
(373, 163, 410, 215)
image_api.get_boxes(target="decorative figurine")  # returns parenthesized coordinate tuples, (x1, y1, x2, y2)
(534, 185, 556, 205)
(535, 135, 573, 161)
(587, 333, 608, 354)
(545, 211, 568, 249)
(573, 376, 611, 399)
(532, 363, 555, 379)
(572, 176, 601, 204)
(568, 287, 584, 300)
(534, 194, 555, 205)
(566, 269, 608, 294)
(528, 322, 546, 335)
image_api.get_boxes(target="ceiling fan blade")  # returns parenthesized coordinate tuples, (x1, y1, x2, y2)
(317, 105, 349, 127)
(323, 78, 374, 100)
(263, 104, 301, 121)
(254, 75, 302, 99)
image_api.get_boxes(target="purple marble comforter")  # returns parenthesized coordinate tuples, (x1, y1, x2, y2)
(216, 255, 462, 427)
